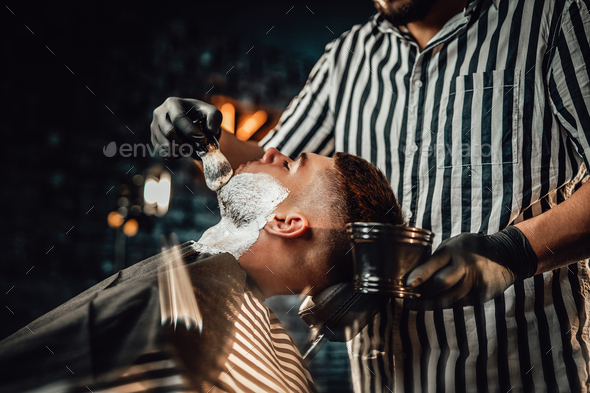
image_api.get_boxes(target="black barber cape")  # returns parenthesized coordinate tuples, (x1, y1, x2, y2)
(0, 241, 248, 393)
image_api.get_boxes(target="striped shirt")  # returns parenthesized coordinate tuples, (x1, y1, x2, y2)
(83, 289, 316, 393)
(260, 0, 590, 392)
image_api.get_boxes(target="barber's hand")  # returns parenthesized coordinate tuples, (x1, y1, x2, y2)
(404, 233, 515, 310)
(150, 97, 222, 159)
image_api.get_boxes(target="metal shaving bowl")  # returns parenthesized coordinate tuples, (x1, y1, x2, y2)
(347, 223, 435, 298)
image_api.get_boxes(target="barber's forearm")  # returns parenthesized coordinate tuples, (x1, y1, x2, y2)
(219, 128, 265, 169)
(514, 180, 590, 274)
(194, 128, 265, 171)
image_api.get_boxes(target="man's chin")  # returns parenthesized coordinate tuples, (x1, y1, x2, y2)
(235, 163, 246, 175)
(374, 0, 437, 26)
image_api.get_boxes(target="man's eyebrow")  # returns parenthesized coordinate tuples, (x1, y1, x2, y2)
(298, 152, 308, 168)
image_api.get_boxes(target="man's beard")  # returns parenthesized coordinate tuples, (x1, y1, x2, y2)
(195, 172, 290, 259)
(217, 172, 289, 228)
(373, 0, 438, 26)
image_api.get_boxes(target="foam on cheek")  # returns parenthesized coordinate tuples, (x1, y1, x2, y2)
(195, 172, 290, 259)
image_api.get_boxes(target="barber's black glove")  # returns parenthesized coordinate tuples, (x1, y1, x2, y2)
(150, 97, 222, 160)
(404, 226, 538, 310)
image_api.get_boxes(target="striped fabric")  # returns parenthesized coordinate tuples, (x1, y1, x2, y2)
(260, 0, 590, 392)
(83, 290, 316, 393)
(213, 291, 316, 393)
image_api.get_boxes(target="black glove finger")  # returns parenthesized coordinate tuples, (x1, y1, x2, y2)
(180, 100, 222, 139)
(151, 102, 174, 139)
(416, 263, 466, 298)
(154, 121, 193, 160)
(167, 98, 222, 142)
(154, 123, 171, 148)
(406, 248, 453, 288)
(428, 277, 472, 310)
(160, 98, 202, 141)
(201, 105, 222, 139)
(157, 119, 190, 163)
(454, 286, 503, 308)
(164, 128, 198, 160)
(170, 112, 204, 143)
(151, 133, 159, 151)
(160, 118, 175, 139)
(405, 276, 469, 311)
(156, 121, 190, 160)
(151, 108, 172, 147)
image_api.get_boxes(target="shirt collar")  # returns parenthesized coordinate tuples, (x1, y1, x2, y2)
(465, 0, 500, 14)
(374, 0, 499, 34)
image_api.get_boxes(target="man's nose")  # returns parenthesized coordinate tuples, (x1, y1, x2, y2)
(261, 147, 288, 165)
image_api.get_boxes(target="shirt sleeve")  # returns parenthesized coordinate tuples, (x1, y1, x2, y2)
(547, 0, 590, 169)
(259, 40, 337, 159)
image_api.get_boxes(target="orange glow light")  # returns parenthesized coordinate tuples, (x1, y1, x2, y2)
(123, 218, 139, 237)
(220, 103, 235, 134)
(237, 110, 268, 141)
(107, 211, 124, 228)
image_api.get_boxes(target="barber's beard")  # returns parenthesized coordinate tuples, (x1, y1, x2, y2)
(195, 172, 289, 259)
(374, 0, 437, 26)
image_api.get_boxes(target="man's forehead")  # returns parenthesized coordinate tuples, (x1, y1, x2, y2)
(286, 152, 334, 192)
(297, 152, 333, 169)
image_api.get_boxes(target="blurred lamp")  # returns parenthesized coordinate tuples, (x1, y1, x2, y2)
(143, 178, 159, 205)
(123, 218, 139, 237)
(237, 110, 267, 141)
(220, 103, 235, 134)
(143, 172, 171, 217)
(156, 172, 171, 216)
(107, 211, 124, 228)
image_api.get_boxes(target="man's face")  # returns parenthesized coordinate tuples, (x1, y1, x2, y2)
(225, 148, 338, 296)
(234, 147, 335, 195)
(373, 0, 437, 26)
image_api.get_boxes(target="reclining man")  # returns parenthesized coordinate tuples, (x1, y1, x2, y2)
(0, 147, 404, 393)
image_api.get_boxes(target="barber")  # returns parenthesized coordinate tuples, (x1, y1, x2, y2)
(151, 0, 590, 391)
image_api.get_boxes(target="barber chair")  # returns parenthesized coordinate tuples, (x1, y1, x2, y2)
(300, 223, 434, 363)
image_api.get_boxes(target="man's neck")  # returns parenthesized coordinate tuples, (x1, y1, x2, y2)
(237, 246, 277, 299)
(245, 275, 266, 301)
(238, 238, 316, 299)
(405, 0, 467, 49)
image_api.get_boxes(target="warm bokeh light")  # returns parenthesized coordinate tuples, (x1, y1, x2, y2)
(220, 103, 235, 134)
(143, 203, 156, 216)
(143, 178, 159, 205)
(209, 95, 281, 142)
(156, 172, 171, 216)
(107, 211, 124, 228)
(123, 218, 138, 237)
(143, 173, 171, 216)
(237, 110, 268, 141)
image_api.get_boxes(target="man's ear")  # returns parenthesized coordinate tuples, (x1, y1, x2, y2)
(264, 209, 309, 239)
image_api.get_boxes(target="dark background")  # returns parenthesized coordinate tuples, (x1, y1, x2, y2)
(1, 1, 376, 391)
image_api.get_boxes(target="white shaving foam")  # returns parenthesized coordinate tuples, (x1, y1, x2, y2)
(195, 172, 290, 259)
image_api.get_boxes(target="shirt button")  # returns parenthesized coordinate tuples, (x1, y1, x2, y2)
(415, 80, 423, 88)
(405, 210, 413, 219)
